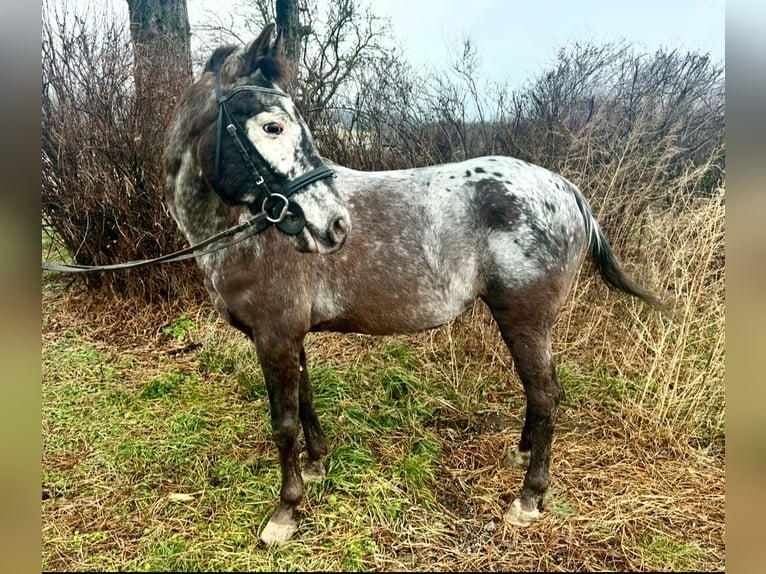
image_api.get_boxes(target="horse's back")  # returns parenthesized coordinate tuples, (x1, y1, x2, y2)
(332, 155, 589, 286)
(309, 156, 589, 334)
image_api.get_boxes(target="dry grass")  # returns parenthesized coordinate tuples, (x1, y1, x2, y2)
(41, 182, 724, 571)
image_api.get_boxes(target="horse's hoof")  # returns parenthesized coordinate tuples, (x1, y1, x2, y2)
(504, 498, 540, 527)
(260, 512, 298, 545)
(301, 459, 326, 483)
(503, 446, 531, 470)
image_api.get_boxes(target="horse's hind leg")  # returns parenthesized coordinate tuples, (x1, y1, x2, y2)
(485, 283, 566, 527)
(505, 329, 562, 527)
(298, 348, 328, 482)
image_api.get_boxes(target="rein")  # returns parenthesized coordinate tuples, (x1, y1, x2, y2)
(42, 204, 277, 273)
(42, 73, 335, 275)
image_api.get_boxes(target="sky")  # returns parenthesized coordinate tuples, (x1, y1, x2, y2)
(62, 0, 726, 90)
(368, 0, 726, 87)
(184, 0, 725, 89)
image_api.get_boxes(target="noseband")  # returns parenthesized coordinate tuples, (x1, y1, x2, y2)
(214, 72, 334, 235)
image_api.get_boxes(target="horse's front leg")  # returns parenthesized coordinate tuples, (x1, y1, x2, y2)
(255, 338, 304, 545)
(298, 348, 328, 483)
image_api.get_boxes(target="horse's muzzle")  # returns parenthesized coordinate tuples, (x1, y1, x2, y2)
(328, 216, 350, 247)
(299, 215, 351, 255)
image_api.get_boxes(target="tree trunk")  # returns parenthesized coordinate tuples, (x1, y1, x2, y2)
(125, 0, 192, 100)
(275, 0, 303, 65)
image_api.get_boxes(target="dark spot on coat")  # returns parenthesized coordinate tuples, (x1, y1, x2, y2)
(544, 201, 556, 213)
(465, 170, 472, 178)
(475, 166, 486, 174)
(449, 175, 455, 179)
(527, 220, 548, 245)
(523, 218, 568, 262)
(493, 172, 503, 178)
(472, 179, 523, 230)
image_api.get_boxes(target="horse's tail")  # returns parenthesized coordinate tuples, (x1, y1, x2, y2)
(573, 189, 670, 315)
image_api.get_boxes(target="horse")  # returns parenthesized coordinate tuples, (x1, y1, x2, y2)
(163, 23, 665, 545)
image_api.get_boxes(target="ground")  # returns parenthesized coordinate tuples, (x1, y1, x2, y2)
(41, 279, 725, 571)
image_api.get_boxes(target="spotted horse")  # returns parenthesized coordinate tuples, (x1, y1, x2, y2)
(163, 23, 666, 544)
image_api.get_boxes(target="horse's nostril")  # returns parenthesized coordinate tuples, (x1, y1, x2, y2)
(331, 217, 350, 244)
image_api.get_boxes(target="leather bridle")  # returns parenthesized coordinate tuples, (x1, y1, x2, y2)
(213, 72, 334, 235)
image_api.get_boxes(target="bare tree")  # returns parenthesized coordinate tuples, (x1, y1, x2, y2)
(193, 1, 391, 108)
(42, 1, 199, 299)
(275, 0, 308, 66)
(125, 0, 192, 98)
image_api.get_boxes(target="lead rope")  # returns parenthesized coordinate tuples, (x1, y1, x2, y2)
(41, 208, 274, 273)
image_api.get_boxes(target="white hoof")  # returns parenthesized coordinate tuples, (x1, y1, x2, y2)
(503, 446, 531, 469)
(301, 459, 326, 483)
(260, 515, 297, 545)
(504, 498, 540, 527)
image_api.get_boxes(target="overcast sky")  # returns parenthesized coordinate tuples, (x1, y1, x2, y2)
(184, 0, 725, 87)
(67, 0, 725, 89)
(368, 0, 725, 87)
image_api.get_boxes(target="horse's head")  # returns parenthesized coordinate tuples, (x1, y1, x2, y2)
(168, 23, 350, 254)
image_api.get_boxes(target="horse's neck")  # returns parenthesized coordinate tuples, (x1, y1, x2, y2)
(170, 178, 241, 246)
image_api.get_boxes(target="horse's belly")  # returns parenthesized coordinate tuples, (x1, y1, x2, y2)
(310, 272, 478, 335)
(312, 299, 474, 335)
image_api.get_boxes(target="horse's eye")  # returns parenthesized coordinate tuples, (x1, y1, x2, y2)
(263, 122, 283, 135)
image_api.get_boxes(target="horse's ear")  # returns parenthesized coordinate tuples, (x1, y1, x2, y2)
(273, 28, 286, 58)
(241, 22, 276, 76)
(204, 45, 237, 74)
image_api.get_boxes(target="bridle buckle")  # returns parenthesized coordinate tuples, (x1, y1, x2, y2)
(263, 193, 290, 223)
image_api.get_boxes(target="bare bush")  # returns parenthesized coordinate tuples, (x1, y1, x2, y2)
(308, 37, 724, 243)
(497, 43, 724, 243)
(310, 42, 726, 332)
(42, 1, 199, 300)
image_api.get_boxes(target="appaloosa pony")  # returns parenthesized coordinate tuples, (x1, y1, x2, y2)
(163, 23, 664, 544)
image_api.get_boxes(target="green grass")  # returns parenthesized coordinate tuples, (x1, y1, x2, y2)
(42, 223, 70, 262)
(161, 316, 198, 343)
(41, 327, 453, 570)
(42, 297, 725, 571)
(559, 362, 640, 410)
(637, 535, 706, 572)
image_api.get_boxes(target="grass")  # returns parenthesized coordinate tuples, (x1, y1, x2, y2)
(41, 302, 724, 571)
(638, 535, 706, 571)
(41, 190, 724, 571)
(42, 222, 72, 266)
